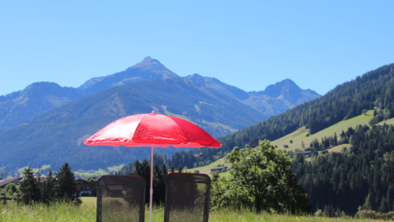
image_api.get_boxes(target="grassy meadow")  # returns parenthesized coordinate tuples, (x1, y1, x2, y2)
(0, 197, 388, 221)
(271, 110, 376, 151)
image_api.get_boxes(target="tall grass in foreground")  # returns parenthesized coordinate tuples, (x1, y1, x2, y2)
(0, 200, 390, 222)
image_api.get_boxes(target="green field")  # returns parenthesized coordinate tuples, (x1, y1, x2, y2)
(18, 164, 51, 176)
(271, 110, 376, 151)
(107, 164, 125, 172)
(0, 199, 383, 221)
(73, 168, 109, 177)
(72, 164, 126, 177)
(324, 144, 350, 153)
(185, 157, 230, 176)
(379, 117, 394, 125)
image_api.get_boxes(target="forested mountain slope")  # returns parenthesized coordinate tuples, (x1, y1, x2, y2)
(292, 124, 394, 215)
(216, 63, 394, 154)
(0, 78, 265, 171)
(0, 82, 85, 131)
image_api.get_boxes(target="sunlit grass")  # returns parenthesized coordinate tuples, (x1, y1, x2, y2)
(0, 200, 388, 221)
(272, 110, 376, 151)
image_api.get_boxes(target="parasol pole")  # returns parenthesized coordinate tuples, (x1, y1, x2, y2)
(150, 145, 154, 222)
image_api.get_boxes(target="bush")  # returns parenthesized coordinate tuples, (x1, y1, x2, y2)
(355, 210, 394, 220)
(5, 183, 17, 196)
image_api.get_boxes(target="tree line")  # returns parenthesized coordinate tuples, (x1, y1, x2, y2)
(3, 163, 80, 206)
(118, 149, 219, 175)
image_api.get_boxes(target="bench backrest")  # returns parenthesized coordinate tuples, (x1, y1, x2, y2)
(164, 173, 211, 222)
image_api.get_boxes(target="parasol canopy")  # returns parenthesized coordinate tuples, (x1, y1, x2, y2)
(84, 111, 221, 148)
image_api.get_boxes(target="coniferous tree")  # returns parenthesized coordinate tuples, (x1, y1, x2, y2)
(41, 169, 55, 204)
(171, 165, 175, 173)
(55, 163, 79, 203)
(178, 165, 182, 173)
(133, 159, 150, 204)
(19, 167, 41, 205)
(152, 164, 167, 205)
(133, 160, 168, 205)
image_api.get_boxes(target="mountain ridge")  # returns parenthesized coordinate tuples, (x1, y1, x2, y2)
(78, 56, 180, 96)
(186, 75, 320, 116)
(0, 57, 320, 134)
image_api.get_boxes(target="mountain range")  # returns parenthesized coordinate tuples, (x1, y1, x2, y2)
(0, 57, 320, 133)
(0, 57, 320, 171)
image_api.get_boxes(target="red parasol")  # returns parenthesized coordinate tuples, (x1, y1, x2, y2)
(84, 111, 221, 222)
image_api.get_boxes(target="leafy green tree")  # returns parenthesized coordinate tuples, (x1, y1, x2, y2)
(55, 163, 79, 203)
(211, 140, 313, 214)
(19, 167, 41, 205)
(5, 183, 17, 196)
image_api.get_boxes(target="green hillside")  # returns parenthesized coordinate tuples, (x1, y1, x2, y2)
(186, 157, 230, 176)
(379, 117, 394, 125)
(216, 62, 394, 156)
(271, 110, 375, 151)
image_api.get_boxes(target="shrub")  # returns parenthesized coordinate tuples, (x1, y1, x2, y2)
(355, 210, 393, 220)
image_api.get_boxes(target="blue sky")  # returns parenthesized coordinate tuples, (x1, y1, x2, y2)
(1, 1, 393, 96)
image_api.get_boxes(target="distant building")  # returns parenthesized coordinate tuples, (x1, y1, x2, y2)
(75, 179, 94, 196)
(283, 145, 289, 148)
(295, 151, 312, 158)
(210, 166, 228, 173)
(0, 178, 23, 189)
